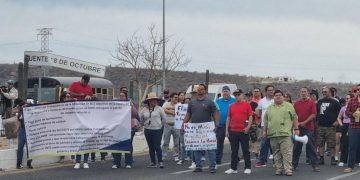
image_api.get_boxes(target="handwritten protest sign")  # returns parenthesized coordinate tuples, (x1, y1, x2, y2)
(174, 104, 187, 129)
(23, 101, 131, 159)
(184, 122, 217, 151)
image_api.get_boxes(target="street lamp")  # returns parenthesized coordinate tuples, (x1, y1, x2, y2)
(162, 0, 166, 92)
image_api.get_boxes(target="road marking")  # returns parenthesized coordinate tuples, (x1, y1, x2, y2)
(171, 162, 232, 175)
(326, 170, 360, 180)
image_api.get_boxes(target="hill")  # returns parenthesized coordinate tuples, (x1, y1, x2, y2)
(0, 63, 355, 100)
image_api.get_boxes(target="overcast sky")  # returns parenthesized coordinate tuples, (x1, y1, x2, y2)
(1, 0, 360, 83)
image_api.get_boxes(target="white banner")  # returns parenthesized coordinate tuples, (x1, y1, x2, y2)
(24, 51, 106, 77)
(174, 104, 187, 129)
(23, 101, 131, 159)
(184, 122, 217, 151)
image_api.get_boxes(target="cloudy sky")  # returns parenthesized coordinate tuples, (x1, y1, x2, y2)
(1, 0, 360, 83)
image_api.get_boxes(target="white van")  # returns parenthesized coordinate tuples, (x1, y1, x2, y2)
(185, 83, 237, 102)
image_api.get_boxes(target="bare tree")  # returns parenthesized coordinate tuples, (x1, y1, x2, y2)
(112, 24, 190, 107)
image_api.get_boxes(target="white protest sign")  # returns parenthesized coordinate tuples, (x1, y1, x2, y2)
(24, 51, 106, 77)
(184, 122, 217, 151)
(174, 104, 187, 129)
(23, 101, 131, 159)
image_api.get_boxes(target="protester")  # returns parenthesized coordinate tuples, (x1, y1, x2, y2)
(255, 85, 274, 167)
(252, 87, 262, 104)
(316, 87, 341, 166)
(163, 89, 170, 102)
(263, 90, 299, 176)
(178, 92, 186, 104)
(58, 92, 75, 163)
(245, 91, 259, 158)
(0, 79, 18, 118)
(215, 86, 235, 165)
(344, 84, 360, 173)
(310, 89, 319, 103)
(68, 74, 93, 101)
(292, 87, 320, 172)
(337, 94, 354, 167)
(15, 98, 33, 169)
(112, 91, 139, 169)
(224, 89, 253, 174)
(178, 93, 191, 165)
(284, 92, 293, 104)
(162, 92, 180, 161)
(183, 84, 220, 173)
(68, 75, 93, 169)
(140, 92, 166, 168)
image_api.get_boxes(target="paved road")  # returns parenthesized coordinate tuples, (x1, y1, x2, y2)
(1, 145, 359, 180)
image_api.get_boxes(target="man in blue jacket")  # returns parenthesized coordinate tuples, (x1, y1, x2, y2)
(215, 86, 235, 165)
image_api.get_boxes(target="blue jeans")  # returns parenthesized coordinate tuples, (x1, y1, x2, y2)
(194, 150, 216, 169)
(91, 152, 108, 161)
(216, 126, 226, 164)
(17, 127, 29, 166)
(76, 154, 89, 163)
(292, 128, 318, 167)
(348, 128, 360, 168)
(113, 129, 135, 166)
(259, 136, 271, 163)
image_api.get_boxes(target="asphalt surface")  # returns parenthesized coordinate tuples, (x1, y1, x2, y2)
(1, 145, 360, 180)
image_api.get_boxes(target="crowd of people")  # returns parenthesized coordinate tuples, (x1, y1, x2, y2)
(1, 75, 360, 176)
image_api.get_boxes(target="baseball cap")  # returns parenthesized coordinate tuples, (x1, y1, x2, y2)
(222, 85, 230, 91)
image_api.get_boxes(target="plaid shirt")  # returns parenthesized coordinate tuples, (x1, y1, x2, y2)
(345, 97, 360, 129)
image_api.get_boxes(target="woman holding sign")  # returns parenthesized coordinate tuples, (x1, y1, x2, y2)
(225, 89, 253, 174)
(140, 92, 167, 168)
(112, 91, 139, 169)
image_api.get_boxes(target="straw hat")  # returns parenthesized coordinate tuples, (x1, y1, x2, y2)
(144, 92, 162, 104)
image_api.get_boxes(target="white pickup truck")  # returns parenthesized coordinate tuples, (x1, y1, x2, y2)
(185, 83, 237, 102)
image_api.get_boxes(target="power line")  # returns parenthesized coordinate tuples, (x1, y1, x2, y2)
(0, 40, 37, 47)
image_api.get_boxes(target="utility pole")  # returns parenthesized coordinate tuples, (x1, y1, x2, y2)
(162, 0, 166, 92)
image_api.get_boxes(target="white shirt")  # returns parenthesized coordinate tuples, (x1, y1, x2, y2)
(257, 97, 274, 127)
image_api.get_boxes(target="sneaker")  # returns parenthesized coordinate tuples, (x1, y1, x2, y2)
(83, 163, 89, 169)
(112, 165, 119, 169)
(210, 169, 216, 173)
(225, 169, 238, 174)
(269, 154, 274, 160)
(16, 164, 23, 169)
(185, 157, 191, 161)
(255, 162, 266, 168)
(338, 162, 344, 167)
(306, 159, 310, 165)
(214, 165, 218, 169)
(189, 162, 196, 169)
(177, 160, 184, 165)
(201, 156, 206, 161)
(358, 163, 360, 167)
(331, 157, 337, 165)
(193, 168, 202, 172)
(74, 163, 80, 169)
(285, 171, 293, 176)
(147, 163, 157, 168)
(344, 168, 353, 173)
(174, 157, 179, 162)
(125, 165, 132, 169)
(244, 169, 251, 174)
(312, 165, 320, 172)
(159, 162, 164, 168)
